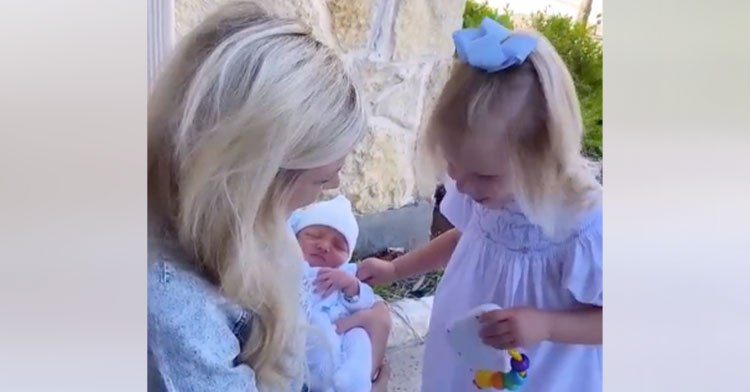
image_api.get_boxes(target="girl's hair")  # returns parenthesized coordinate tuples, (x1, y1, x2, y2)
(147, 2, 366, 389)
(428, 31, 600, 238)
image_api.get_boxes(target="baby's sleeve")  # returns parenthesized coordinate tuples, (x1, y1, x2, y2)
(439, 178, 474, 232)
(344, 281, 376, 312)
(560, 214, 603, 306)
(341, 263, 376, 312)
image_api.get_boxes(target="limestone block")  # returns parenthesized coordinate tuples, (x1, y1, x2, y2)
(355, 59, 429, 130)
(339, 125, 417, 214)
(327, 0, 378, 52)
(174, 0, 226, 38)
(392, 0, 466, 60)
(175, 0, 335, 48)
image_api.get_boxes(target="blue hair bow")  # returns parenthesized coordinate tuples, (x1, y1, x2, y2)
(452, 17, 537, 72)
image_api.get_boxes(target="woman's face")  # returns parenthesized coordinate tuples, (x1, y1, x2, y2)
(287, 157, 346, 214)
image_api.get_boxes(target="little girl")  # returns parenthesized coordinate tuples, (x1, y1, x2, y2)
(358, 18, 602, 392)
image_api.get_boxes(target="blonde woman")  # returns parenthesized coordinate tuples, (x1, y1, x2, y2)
(147, 3, 389, 391)
(358, 18, 603, 392)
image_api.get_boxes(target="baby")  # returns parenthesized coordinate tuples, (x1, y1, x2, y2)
(290, 195, 386, 392)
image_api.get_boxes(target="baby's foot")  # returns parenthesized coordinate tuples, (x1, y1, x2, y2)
(333, 368, 371, 392)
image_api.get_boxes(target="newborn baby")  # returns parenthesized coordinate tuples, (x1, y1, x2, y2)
(290, 195, 376, 392)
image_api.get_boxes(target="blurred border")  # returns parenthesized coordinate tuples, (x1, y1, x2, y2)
(0, 0, 748, 391)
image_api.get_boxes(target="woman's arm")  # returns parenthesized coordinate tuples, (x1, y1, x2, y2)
(149, 312, 259, 391)
(334, 301, 392, 381)
(148, 264, 260, 391)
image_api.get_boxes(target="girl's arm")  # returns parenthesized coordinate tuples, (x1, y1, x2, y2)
(393, 228, 461, 280)
(357, 228, 461, 286)
(479, 305, 602, 348)
(545, 306, 602, 344)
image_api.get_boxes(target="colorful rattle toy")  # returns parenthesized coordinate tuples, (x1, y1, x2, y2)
(446, 304, 531, 391)
(472, 349, 530, 390)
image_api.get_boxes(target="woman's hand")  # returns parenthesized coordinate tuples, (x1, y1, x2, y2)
(314, 268, 359, 297)
(478, 307, 552, 349)
(335, 302, 391, 335)
(370, 362, 390, 392)
(356, 258, 398, 286)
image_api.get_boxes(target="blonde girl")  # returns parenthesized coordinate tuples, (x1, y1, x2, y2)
(358, 17, 603, 392)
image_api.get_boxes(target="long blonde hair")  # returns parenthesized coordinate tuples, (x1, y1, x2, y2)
(428, 31, 600, 238)
(147, 2, 366, 389)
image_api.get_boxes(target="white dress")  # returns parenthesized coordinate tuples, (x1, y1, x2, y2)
(421, 179, 603, 392)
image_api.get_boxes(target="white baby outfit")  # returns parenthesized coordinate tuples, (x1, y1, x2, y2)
(421, 179, 603, 392)
(302, 263, 375, 392)
(290, 195, 376, 392)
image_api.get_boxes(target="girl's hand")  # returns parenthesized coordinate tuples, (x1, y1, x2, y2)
(314, 268, 359, 297)
(478, 307, 552, 349)
(356, 258, 398, 286)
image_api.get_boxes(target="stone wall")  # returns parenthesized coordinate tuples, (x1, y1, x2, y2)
(174, 0, 466, 216)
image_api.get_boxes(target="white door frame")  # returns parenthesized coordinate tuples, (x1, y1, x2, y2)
(147, 0, 175, 91)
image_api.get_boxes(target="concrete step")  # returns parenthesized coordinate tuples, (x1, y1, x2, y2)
(385, 343, 425, 392)
(386, 296, 433, 349)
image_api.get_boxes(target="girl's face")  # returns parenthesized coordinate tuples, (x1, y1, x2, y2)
(442, 132, 514, 209)
(287, 157, 346, 214)
(296, 225, 349, 268)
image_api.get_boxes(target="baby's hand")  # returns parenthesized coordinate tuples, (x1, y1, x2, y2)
(478, 307, 551, 349)
(314, 268, 359, 297)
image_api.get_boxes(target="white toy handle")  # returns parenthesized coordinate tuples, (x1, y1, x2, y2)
(445, 304, 530, 390)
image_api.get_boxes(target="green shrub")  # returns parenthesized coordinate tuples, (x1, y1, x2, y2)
(462, 1, 603, 158)
(463, 0, 514, 29)
(580, 85, 602, 157)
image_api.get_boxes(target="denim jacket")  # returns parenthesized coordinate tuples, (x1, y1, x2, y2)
(148, 257, 259, 391)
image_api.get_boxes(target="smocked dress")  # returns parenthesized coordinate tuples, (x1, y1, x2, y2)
(421, 179, 602, 392)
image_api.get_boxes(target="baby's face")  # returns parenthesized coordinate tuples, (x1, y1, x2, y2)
(442, 131, 514, 209)
(296, 225, 349, 268)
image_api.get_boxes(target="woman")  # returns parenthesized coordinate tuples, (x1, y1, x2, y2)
(147, 3, 389, 391)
